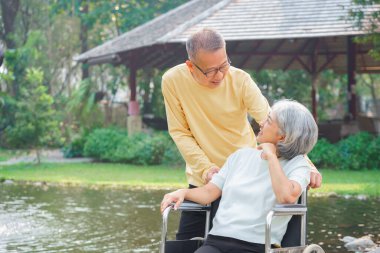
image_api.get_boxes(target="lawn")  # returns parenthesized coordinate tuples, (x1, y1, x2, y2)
(0, 163, 187, 188)
(0, 163, 380, 196)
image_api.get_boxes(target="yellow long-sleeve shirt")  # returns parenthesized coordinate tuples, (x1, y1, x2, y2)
(162, 63, 270, 186)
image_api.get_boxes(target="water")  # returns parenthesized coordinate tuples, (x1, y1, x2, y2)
(0, 183, 379, 252)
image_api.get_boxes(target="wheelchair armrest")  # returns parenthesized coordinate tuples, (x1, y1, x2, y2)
(272, 204, 307, 216)
(177, 200, 211, 211)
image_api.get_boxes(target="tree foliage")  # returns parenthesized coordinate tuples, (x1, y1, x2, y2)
(5, 67, 59, 162)
(351, 0, 380, 60)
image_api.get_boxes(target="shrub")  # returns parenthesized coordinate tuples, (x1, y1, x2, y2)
(83, 128, 128, 161)
(337, 132, 374, 170)
(112, 132, 172, 165)
(80, 128, 184, 166)
(367, 136, 380, 170)
(111, 133, 146, 163)
(62, 135, 87, 158)
(308, 138, 339, 169)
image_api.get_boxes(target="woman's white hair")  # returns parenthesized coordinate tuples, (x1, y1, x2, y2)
(186, 28, 226, 61)
(272, 100, 318, 159)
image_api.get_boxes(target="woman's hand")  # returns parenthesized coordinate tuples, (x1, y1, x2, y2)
(160, 189, 187, 213)
(257, 143, 277, 160)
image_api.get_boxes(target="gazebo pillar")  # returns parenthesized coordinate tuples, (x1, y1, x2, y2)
(311, 73, 319, 122)
(127, 62, 142, 135)
(347, 36, 357, 120)
(310, 46, 319, 122)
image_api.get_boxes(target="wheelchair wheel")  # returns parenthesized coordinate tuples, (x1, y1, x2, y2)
(302, 244, 325, 253)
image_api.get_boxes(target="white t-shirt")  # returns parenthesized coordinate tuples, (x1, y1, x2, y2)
(210, 147, 311, 245)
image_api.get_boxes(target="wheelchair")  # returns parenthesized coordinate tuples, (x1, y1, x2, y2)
(160, 192, 325, 253)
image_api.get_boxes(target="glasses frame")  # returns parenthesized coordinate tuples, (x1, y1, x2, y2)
(192, 57, 231, 78)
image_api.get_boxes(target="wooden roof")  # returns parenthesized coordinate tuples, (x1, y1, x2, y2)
(74, 0, 380, 73)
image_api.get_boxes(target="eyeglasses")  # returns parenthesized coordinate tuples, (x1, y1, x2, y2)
(192, 57, 231, 78)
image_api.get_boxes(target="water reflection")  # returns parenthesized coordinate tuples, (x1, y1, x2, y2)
(0, 184, 379, 252)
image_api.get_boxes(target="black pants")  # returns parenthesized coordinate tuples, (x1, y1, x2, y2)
(176, 185, 221, 240)
(195, 235, 265, 253)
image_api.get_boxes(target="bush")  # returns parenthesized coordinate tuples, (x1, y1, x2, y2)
(78, 128, 184, 166)
(308, 138, 339, 168)
(83, 128, 128, 161)
(62, 135, 87, 158)
(111, 133, 146, 164)
(111, 132, 178, 165)
(337, 132, 374, 170)
(367, 136, 380, 170)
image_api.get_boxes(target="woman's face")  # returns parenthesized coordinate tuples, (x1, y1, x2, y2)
(257, 112, 284, 144)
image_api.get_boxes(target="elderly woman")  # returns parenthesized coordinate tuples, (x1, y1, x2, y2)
(161, 100, 318, 253)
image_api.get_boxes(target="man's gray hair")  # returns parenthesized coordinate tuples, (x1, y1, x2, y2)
(272, 100, 318, 160)
(186, 28, 226, 60)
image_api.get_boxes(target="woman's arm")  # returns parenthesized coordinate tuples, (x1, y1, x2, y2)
(160, 183, 222, 213)
(258, 143, 302, 204)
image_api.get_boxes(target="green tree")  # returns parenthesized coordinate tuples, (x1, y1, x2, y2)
(5, 68, 59, 163)
(351, 0, 380, 60)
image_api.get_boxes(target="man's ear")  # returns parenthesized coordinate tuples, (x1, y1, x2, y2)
(185, 60, 194, 72)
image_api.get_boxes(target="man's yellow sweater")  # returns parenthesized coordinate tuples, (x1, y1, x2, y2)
(162, 63, 270, 186)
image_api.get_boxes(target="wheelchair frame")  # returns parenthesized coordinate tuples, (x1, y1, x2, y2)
(160, 192, 325, 253)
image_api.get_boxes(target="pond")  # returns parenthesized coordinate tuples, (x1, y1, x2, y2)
(0, 183, 379, 252)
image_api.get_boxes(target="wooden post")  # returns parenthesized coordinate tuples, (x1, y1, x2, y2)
(347, 36, 357, 120)
(127, 57, 142, 135)
(311, 73, 318, 122)
(310, 39, 319, 122)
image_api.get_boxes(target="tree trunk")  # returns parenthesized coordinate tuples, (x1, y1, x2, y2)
(80, 1, 89, 80)
(0, 0, 20, 49)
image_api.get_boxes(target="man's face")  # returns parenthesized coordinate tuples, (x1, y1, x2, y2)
(187, 48, 230, 88)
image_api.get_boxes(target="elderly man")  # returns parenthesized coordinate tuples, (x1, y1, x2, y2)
(161, 28, 322, 240)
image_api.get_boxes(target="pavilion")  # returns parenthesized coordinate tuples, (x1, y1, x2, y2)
(74, 0, 380, 135)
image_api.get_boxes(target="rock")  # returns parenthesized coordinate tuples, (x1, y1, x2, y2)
(368, 247, 380, 253)
(342, 236, 376, 252)
(326, 192, 339, 198)
(340, 236, 357, 243)
(3, 179, 14, 185)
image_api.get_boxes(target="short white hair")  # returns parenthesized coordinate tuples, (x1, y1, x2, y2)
(186, 28, 226, 60)
(272, 100, 318, 159)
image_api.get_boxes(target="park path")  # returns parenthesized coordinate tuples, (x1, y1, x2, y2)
(0, 149, 93, 165)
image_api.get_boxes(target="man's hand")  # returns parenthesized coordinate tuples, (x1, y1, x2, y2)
(160, 189, 186, 213)
(305, 155, 322, 189)
(309, 167, 322, 189)
(205, 166, 220, 183)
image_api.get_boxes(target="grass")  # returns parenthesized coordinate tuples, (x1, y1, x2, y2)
(0, 163, 187, 188)
(311, 169, 380, 197)
(1, 163, 380, 196)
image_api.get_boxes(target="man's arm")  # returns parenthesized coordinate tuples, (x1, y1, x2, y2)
(242, 76, 271, 124)
(162, 77, 216, 183)
(160, 183, 222, 213)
